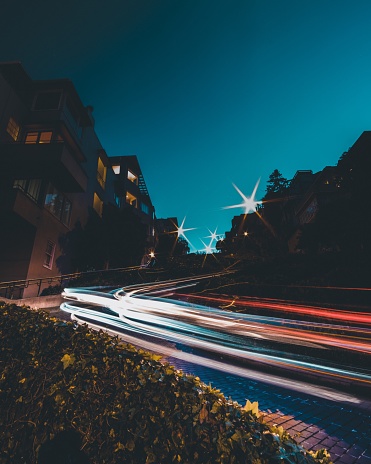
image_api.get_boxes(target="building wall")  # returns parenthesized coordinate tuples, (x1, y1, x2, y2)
(0, 63, 116, 296)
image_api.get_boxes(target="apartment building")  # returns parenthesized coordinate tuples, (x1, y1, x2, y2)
(0, 62, 154, 296)
(110, 155, 156, 256)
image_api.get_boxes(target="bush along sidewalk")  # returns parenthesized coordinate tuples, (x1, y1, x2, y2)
(0, 303, 331, 463)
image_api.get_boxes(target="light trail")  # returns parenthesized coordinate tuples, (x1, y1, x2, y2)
(61, 276, 371, 399)
(177, 293, 371, 326)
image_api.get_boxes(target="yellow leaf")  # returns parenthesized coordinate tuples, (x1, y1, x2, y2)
(19, 378, 26, 384)
(16, 396, 23, 403)
(61, 354, 75, 370)
(243, 400, 260, 417)
(91, 365, 98, 374)
(114, 442, 125, 452)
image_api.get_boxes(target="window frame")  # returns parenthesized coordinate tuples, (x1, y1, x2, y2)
(6, 117, 20, 141)
(93, 192, 103, 217)
(13, 178, 42, 203)
(44, 183, 72, 226)
(25, 130, 53, 144)
(43, 240, 56, 270)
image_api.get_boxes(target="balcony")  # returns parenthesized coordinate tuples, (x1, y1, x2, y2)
(1, 141, 88, 192)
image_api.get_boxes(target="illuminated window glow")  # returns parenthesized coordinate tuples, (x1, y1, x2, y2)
(112, 165, 120, 174)
(93, 192, 103, 217)
(6, 117, 20, 141)
(126, 191, 137, 207)
(25, 131, 52, 144)
(127, 170, 138, 185)
(97, 157, 107, 189)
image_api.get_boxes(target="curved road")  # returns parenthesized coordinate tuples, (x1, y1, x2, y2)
(60, 275, 371, 463)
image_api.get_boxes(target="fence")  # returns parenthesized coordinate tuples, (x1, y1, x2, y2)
(0, 266, 142, 299)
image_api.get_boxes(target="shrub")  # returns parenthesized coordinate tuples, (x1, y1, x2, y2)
(0, 302, 330, 463)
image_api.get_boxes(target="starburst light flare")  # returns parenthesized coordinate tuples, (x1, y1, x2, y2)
(176, 217, 196, 239)
(200, 239, 214, 254)
(206, 227, 220, 242)
(223, 179, 263, 214)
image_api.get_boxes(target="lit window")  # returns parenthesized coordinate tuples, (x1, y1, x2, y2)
(39, 131, 52, 143)
(112, 165, 120, 175)
(93, 192, 103, 217)
(44, 240, 56, 270)
(44, 184, 72, 225)
(97, 157, 107, 189)
(25, 132, 38, 144)
(13, 178, 41, 202)
(6, 117, 20, 141)
(25, 131, 53, 144)
(126, 192, 137, 207)
(127, 170, 138, 185)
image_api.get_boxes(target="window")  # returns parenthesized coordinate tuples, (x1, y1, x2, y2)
(34, 91, 62, 111)
(44, 184, 72, 226)
(97, 157, 107, 189)
(44, 240, 56, 269)
(112, 165, 120, 175)
(126, 192, 137, 207)
(114, 193, 121, 208)
(13, 178, 42, 202)
(6, 117, 20, 141)
(140, 202, 149, 214)
(25, 131, 53, 144)
(127, 170, 138, 185)
(93, 192, 103, 217)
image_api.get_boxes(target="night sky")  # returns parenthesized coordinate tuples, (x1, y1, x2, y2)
(2, 0, 371, 251)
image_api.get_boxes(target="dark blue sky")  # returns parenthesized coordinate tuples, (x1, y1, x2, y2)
(2, 1, 371, 251)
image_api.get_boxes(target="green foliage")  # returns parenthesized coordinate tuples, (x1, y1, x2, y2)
(0, 303, 331, 464)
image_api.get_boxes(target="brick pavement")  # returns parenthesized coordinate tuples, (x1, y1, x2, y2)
(168, 358, 371, 464)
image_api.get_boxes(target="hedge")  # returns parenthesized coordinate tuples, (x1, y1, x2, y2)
(0, 302, 331, 463)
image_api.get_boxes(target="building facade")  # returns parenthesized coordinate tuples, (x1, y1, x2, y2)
(110, 155, 156, 258)
(0, 62, 154, 296)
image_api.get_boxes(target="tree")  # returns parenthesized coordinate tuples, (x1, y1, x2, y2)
(261, 169, 289, 251)
(265, 169, 289, 197)
(155, 234, 189, 265)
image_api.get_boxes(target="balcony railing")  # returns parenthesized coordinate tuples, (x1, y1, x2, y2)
(1, 141, 88, 192)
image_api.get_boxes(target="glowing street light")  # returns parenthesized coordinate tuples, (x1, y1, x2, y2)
(224, 179, 263, 214)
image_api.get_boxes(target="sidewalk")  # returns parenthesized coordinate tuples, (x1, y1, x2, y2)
(168, 359, 371, 464)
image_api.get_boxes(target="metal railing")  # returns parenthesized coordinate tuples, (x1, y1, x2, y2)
(0, 266, 141, 299)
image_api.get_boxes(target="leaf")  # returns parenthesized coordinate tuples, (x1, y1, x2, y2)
(243, 399, 260, 417)
(199, 404, 209, 424)
(19, 378, 26, 384)
(61, 353, 76, 369)
(114, 442, 125, 452)
(91, 365, 98, 374)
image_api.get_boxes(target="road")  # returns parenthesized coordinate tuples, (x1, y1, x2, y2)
(59, 275, 371, 463)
